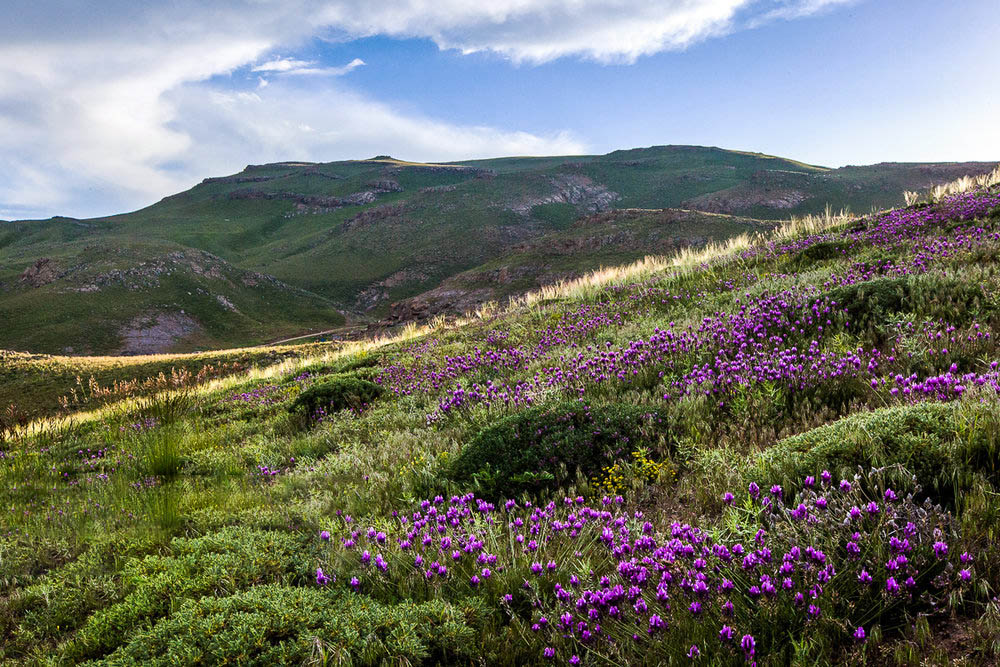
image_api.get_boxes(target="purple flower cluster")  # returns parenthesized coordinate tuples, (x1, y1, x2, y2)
(119, 417, 159, 433)
(315, 470, 972, 663)
(371, 190, 1000, 424)
(225, 384, 289, 406)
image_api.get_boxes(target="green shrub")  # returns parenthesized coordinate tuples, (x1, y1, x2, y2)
(754, 402, 1000, 504)
(92, 585, 482, 666)
(289, 374, 384, 420)
(826, 275, 990, 337)
(64, 528, 312, 661)
(294, 353, 380, 381)
(0, 535, 160, 656)
(450, 401, 671, 498)
(785, 239, 847, 269)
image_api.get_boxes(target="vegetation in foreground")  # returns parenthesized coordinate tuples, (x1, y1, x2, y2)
(2, 171, 1000, 664)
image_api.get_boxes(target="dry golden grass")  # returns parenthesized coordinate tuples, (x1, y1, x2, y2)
(771, 204, 854, 242)
(904, 165, 1000, 205)
(515, 233, 756, 307)
(505, 205, 853, 312)
(16, 318, 447, 437)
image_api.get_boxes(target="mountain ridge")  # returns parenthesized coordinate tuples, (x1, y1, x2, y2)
(1, 145, 996, 355)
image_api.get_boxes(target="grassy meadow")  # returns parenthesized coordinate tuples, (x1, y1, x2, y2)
(2, 171, 1000, 664)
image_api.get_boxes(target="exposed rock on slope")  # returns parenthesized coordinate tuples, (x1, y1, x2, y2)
(119, 311, 201, 355)
(19, 258, 63, 287)
(682, 170, 813, 213)
(355, 268, 431, 311)
(342, 204, 409, 232)
(511, 174, 620, 215)
(228, 189, 378, 210)
(365, 179, 404, 193)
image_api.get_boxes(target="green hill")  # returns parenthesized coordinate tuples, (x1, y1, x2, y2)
(2, 175, 1000, 664)
(385, 207, 776, 323)
(1, 146, 995, 354)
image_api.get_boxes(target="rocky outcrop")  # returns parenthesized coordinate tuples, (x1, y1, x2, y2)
(684, 188, 810, 213)
(215, 294, 239, 312)
(386, 286, 494, 323)
(682, 171, 814, 213)
(118, 311, 201, 355)
(201, 175, 279, 185)
(229, 189, 377, 208)
(365, 179, 403, 193)
(19, 258, 63, 287)
(381, 164, 494, 178)
(342, 204, 408, 232)
(419, 184, 457, 194)
(511, 174, 620, 215)
(355, 268, 430, 311)
(302, 169, 344, 180)
(71, 250, 289, 294)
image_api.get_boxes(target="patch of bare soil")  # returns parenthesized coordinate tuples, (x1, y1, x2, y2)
(19, 258, 63, 287)
(118, 311, 201, 355)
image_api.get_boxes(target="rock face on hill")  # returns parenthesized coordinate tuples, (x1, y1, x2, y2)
(228, 189, 378, 208)
(119, 311, 202, 355)
(511, 174, 620, 215)
(342, 204, 409, 232)
(19, 258, 62, 287)
(682, 170, 813, 213)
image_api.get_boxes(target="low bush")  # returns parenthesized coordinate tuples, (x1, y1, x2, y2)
(827, 275, 990, 337)
(94, 585, 482, 666)
(294, 353, 381, 380)
(785, 239, 848, 269)
(754, 402, 1000, 504)
(0, 536, 160, 657)
(289, 373, 384, 421)
(450, 401, 671, 498)
(63, 528, 312, 661)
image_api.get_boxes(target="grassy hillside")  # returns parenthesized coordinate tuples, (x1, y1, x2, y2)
(2, 146, 995, 354)
(2, 172, 1000, 664)
(386, 207, 776, 322)
(0, 344, 328, 422)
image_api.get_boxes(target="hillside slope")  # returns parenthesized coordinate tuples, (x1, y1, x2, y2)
(2, 146, 995, 354)
(2, 175, 1000, 664)
(386, 207, 775, 323)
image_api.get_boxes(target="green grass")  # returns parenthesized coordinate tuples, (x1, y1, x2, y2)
(0, 343, 327, 420)
(4, 145, 994, 354)
(2, 178, 1000, 665)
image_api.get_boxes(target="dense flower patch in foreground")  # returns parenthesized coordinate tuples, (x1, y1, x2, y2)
(315, 469, 972, 664)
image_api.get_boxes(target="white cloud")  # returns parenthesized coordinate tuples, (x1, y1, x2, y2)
(286, 58, 366, 76)
(170, 79, 585, 176)
(312, 0, 750, 64)
(0, 0, 860, 218)
(252, 58, 316, 73)
(752, 0, 859, 23)
(254, 56, 366, 76)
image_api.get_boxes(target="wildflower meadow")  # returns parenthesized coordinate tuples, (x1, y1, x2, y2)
(2, 178, 1000, 664)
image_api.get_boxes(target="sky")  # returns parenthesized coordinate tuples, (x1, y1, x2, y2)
(1, 0, 998, 220)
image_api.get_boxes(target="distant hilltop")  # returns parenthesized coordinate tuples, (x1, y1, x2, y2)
(2, 145, 996, 355)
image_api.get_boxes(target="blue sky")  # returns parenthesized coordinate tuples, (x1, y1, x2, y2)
(1, 0, 997, 220)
